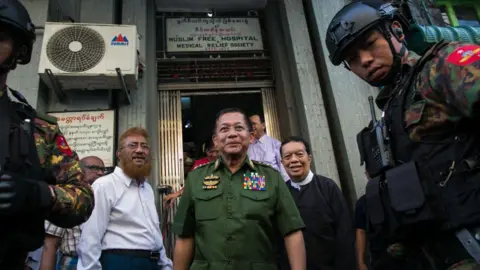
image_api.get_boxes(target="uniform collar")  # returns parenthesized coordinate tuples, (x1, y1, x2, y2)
(375, 52, 421, 110)
(255, 134, 268, 144)
(214, 155, 256, 171)
(0, 86, 8, 99)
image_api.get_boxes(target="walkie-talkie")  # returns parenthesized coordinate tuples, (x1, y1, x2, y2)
(368, 96, 394, 172)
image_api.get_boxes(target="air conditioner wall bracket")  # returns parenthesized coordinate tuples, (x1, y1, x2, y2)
(45, 69, 66, 102)
(116, 68, 132, 105)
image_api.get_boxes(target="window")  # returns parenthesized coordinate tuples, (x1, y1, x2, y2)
(453, 6, 480, 26)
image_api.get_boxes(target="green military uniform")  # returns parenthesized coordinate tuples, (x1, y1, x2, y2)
(173, 156, 305, 270)
(1, 89, 94, 227)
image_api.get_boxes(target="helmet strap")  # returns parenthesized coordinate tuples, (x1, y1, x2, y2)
(0, 50, 19, 76)
(367, 24, 406, 87)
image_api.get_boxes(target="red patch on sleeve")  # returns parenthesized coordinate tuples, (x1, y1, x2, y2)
(56, 136, 73, 156)
(446, 45, 480, 66)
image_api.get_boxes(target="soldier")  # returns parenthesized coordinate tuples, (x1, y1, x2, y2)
(326, 1, 480, 269)
(173, 107, 306, 270)
(0, 0, 94, 269)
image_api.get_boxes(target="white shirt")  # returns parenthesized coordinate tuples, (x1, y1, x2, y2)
(77, 167, 172, 270)
(290, 170, 314, 191)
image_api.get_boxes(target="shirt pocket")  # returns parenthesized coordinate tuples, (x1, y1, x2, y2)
(405, 100, 426, 128)
(194, 189, 224, 221)
(240, 190, 273, 219)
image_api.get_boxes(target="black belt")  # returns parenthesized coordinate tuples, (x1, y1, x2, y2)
(103, 249, 160, 261)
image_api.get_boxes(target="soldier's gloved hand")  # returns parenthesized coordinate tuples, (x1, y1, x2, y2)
(0, 173, 54, 215)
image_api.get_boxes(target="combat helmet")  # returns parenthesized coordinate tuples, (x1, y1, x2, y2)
(0, 0, 36, 68)
(325, 1, 410, 85)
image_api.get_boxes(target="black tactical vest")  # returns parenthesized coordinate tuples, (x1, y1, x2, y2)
(0, 88, 50, 252)
(359, 42, 480, 241)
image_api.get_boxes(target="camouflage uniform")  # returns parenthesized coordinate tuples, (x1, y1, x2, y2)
(377, 43, 480, 270)
(377, 42, 480, 142)
(0, 89, 94, 227)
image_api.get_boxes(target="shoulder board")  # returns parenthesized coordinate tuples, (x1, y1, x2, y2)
(36, 112, 58, 124)
(251, 160, 274, 168)
(192, 160, 214, 171)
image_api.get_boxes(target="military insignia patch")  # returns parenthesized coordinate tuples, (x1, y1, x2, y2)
(203, 174, 220, 189)
(243, 172, 266, 191)
(55, 135, 73, 156)
(446, 45, 480, 66)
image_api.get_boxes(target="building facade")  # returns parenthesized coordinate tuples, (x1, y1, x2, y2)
(9, 0, 479, 214)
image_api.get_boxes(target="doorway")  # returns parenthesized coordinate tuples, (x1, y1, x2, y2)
(158, 88, 280, 190)
(182, 92, 263, 162)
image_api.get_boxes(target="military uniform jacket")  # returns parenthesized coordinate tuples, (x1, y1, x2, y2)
(173, 156, 305, 270)
(0, 89, 94, 228)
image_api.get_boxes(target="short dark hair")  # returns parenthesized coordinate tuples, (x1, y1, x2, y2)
(204, 138, 214, 152)
(280, 136, 312, 157)
(250, 114, 265, 124)
(213, 107, 253, 134)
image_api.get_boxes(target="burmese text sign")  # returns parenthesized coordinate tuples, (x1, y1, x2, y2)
(166, 17, 264, 52)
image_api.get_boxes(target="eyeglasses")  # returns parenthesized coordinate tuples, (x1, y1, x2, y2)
(85, 165, 105, 172)
(124, 142, 150, 151)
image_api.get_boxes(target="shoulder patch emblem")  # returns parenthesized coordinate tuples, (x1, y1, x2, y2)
(446, 45, 480, 66)
(56, 135, 73, 156)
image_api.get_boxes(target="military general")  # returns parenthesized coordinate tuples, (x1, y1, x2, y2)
(0, 0, 94, 268)
(173, 108, 306, 270)
(326, 1, 480, 269)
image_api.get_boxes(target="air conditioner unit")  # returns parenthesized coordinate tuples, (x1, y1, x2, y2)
(38, 22, 138, 91)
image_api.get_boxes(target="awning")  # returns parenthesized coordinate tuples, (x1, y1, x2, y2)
(405, 24, 480, 54)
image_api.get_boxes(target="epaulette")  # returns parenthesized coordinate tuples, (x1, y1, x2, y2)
(36, 112, 58, 125)
(251, 160, 274, 169)
(192, 160, 215, 171)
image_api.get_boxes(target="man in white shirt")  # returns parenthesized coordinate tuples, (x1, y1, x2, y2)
(77, 127, 172, 270)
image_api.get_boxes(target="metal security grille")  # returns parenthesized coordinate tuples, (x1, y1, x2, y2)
(157, 57, 273, 84)
(158, 91, 183, 257)
(261, 87, 281, 141)
(159, 91, 184, 189)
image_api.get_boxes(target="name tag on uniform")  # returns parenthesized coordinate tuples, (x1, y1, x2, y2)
(243, 172, 266, 191)
(203, 174, 220, 189)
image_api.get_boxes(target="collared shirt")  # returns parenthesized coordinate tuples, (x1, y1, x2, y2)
(45, 220, 82, 257)
(77, 167, 172, 270)
(247, 134, 289, 181)
(289, 170, 314, 191)
(173, 156, 305, 270)
(26, 247, 43, 270)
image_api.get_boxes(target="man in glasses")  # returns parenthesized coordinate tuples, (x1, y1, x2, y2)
(77, 127, 172, 270)
(80, 157, 106, 185)
(41, 156, 105, 270)
(173, 108, 306, 270)
(0, 0, 94, 268)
